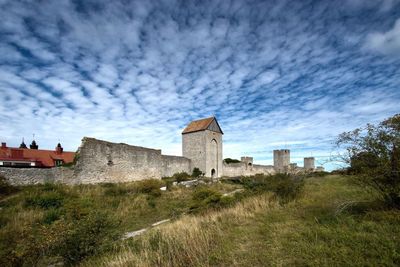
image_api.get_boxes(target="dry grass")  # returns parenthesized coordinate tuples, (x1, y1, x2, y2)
(82, 175, 400, 267)
(2, 175, 399, 266)
(84, 193, 278, 267)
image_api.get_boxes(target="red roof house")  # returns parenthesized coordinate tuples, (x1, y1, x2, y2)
(0, 140, 75, 168)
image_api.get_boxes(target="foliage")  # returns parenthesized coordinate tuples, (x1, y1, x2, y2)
(172, 172, 191, 182)
(336, 113, 400, 208)
(191, 167, 204, 178)
(43, 209, 62, 225)
(224, 158, 241, 164)
(1, 175, 399, 266)
(306, 171, 331, 177)
(189, 187, 223, 213)
(135, 179, 164, 197)
(84, 175, 400, 267)
(24, 190, 65, 209)
(103, 184, 130, 196)
(0, 175, 18, 197)
(239, 173, 304, 203)
(304, 171, 332, 177)
(55, 211, 120, 265)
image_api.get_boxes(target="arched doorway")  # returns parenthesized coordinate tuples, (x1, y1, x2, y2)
(210, 139, 218, 177)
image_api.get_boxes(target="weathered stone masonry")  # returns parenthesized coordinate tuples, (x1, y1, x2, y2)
(1, 137, 191, 185)
(0, 167, 74, 185)
(73, 138, 191, 183)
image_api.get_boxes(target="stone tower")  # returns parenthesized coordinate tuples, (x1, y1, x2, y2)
(304, 157, 315, 170)
(241, 156, 253, 166)
(182, 117, 223, 178)
(273, 149, 290, 172)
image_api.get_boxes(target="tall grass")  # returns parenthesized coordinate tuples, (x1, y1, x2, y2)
(83, 175, 400, 267)
(2, 175, 398, 266)
(83, 193, 278, 267)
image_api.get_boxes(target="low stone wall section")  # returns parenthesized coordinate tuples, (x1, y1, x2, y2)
(222, 162, 275, 177)
(161, 155, 191, 177)
(0, 167, 75, 185)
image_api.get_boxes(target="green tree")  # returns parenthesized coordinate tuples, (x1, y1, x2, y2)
(223, 158, 241, 164)
(336, 114, 400, 208)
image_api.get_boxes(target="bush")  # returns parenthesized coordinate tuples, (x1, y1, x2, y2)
(0, 175, 18, 196)
(239, 173, 304, 204)
(224, 158, 241, 164)
(191, 167, 204, 178)
(274, 176, 304, 204)
(136, 179, 163, 197)
(336, 113, 400, 208)
(24, 191, 64, 209)
(190, 187, 223, 213)
(55, 211, 119, 265)
(311, 171, 330, 177)
(103, 185, 129, 196)
(43, 209, 62, 225)
(172, 172, 191, 182)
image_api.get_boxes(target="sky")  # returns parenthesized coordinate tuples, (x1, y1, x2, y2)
(1, 0, 400, 171)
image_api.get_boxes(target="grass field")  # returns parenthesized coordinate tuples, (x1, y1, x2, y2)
(1, 175, 399, 266)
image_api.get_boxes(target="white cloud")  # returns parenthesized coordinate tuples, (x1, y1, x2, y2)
(0, 0, 399, 171)
(364, 18, 400, 56)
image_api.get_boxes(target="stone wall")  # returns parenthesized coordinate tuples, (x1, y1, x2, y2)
(222, 162, 275, 177)
(1, 137, 192, 185)
(0, 167, 75, 185)
(73, 137, 191, 183)
(73, 138, 164, 183)
(161, 155, 191, 177)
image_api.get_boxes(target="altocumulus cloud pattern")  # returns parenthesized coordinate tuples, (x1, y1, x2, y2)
(1, 0, 400, 170)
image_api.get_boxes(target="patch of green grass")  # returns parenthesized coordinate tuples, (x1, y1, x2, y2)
(209, 175, 400, 267)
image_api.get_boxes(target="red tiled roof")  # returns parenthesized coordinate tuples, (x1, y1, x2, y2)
(182, 117, 215, 134)
(0, 146, 75, 167)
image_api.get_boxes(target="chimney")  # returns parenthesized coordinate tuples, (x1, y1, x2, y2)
(55, 143, 63, 154)
(30, 140, 38, 150)
(1, 142, 6, 149)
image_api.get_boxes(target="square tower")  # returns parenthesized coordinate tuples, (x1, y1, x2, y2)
(304, 157, 315, 170)
(273, 149, 290, 172)
(182, 117, 223, 178)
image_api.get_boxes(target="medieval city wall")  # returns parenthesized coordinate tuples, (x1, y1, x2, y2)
(73, 137, 191, 183)
(1, 137, 192, 185)
(73, 138, 164, 183)
(0, 167, 75, 185)
(161, 155, 191, 177)
(222, 162, 275, 177)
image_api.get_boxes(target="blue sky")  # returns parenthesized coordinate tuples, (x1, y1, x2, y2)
(1, 0, 400, 170)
